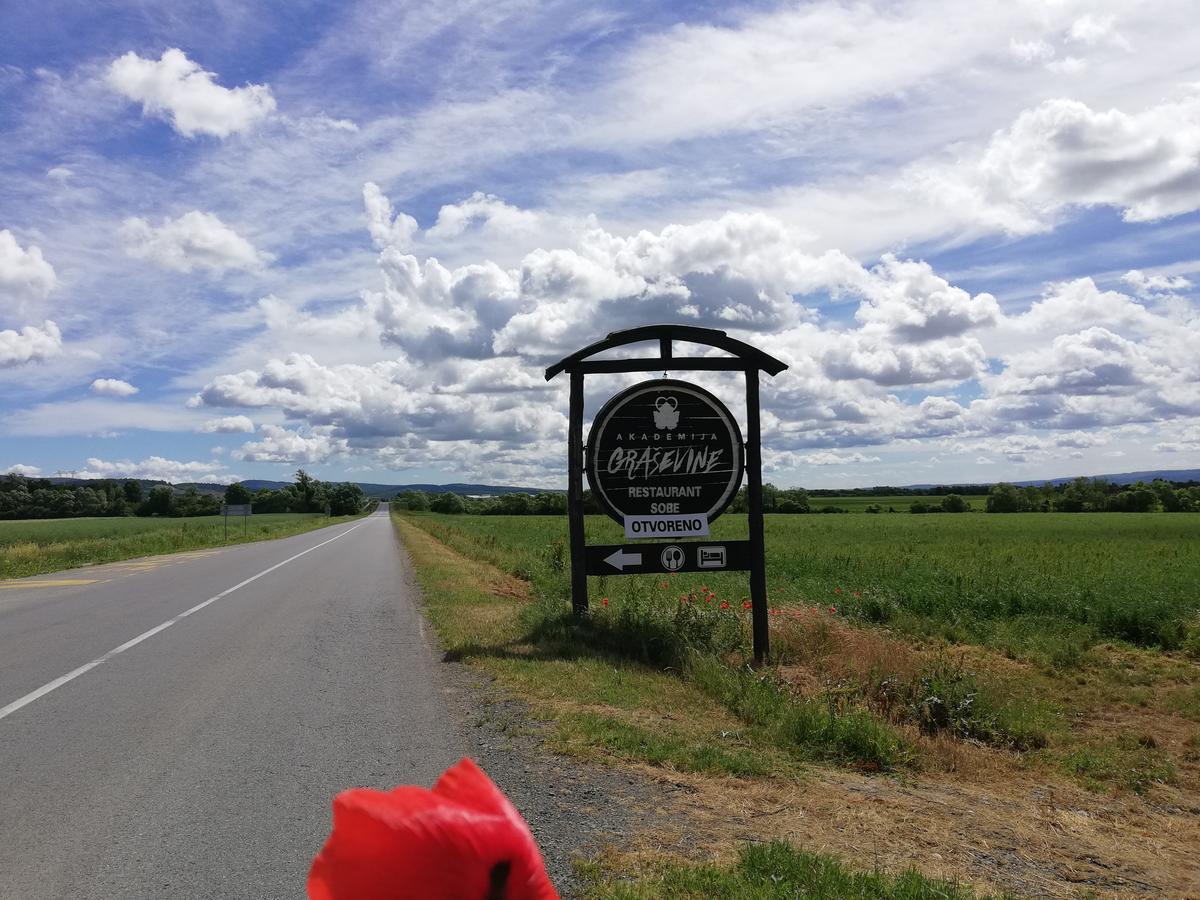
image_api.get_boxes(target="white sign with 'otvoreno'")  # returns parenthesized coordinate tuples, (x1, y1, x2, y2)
(623, 514, 709, 539)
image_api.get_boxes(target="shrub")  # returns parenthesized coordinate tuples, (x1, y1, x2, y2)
(907, 662, 1055, 750)
(429, 492, 466, 514)
(985, 483, 1026, 513)
(940, 494, 971, 513)
(1182, 617, 1200, 659)
(687, 654, 911, 771)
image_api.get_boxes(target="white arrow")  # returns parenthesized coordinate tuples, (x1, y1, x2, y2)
(603, 548, 642, 571)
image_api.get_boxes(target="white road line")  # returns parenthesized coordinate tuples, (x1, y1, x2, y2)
(0, 520, 371, 723)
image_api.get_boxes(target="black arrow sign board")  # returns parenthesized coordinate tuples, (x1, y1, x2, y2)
(585, 540, 752, 576)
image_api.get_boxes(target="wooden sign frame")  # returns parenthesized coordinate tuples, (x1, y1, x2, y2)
(546, 324, 787, 663)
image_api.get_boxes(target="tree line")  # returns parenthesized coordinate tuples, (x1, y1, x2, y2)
(0, 469, 368, 520)
(394, 477, 1200, 516)
(227, 470, 369, 516)
(393, 490, 568, 515)
(395, 485, 823, 515)
(984, 478, 1200, 513)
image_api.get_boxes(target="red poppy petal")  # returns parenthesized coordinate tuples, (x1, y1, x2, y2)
(309, 760, 559, 900)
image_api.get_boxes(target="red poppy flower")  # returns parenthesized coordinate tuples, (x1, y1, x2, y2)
(743, 601, 752, 609)
(829, 606, 837, 614)
(853, 591, 861, 598)
(308, 758, 558, 900)
(833, 587, 842, 594)
(720, 601, 729, 609)
(601, 598, 609, 607)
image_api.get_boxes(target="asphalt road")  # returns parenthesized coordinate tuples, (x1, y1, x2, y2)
(0, 505, 467, 899)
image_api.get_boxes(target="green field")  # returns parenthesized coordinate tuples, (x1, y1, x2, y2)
(0, 513, 365, 580)
(407, 511, 1200, 660)
(806, 494, 988, 512)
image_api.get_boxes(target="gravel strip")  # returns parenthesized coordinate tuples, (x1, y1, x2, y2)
(443, 672, 672, 896)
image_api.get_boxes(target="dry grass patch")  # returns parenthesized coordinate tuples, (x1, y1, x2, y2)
(618, 760, 1200, 898)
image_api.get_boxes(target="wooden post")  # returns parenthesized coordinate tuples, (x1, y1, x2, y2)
(567, 369, 588, 615)
(745, 371, 769, 664)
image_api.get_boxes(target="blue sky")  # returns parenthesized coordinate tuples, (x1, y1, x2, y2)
(2, 0, 1199, 488)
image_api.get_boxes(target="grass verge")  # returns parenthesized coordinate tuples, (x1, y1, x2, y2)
(0, 511, 372, 579)
(578, 842, 988, 899)
(395, 511, 1200, 896)
(392, 513, 998, 895)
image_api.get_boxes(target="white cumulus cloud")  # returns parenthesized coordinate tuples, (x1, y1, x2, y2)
(363, 182, 418, 251)
(0, 320, 63, 367)
(920, 93, 1200, 233)
(236, 425, 347, 464)
(107, 48, 276, 138)
(90, 377, 138, 397)
(852, 254, 999, 341)
(2, 464, 41, 476)
(120, 210, 272, 274)
(1121, 269, 1192, 297)
(199, 415, 255, 434)
(0, 230, 57, 317)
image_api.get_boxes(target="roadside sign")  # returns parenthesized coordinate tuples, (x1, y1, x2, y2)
(586, 379, 743, 539)
(545, 325, 787, 662)
(585, 540, 752, 576)
(221, 502, 251, 541)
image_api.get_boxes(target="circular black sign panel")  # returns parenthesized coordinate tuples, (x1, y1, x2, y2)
(587, 379, 744, 526)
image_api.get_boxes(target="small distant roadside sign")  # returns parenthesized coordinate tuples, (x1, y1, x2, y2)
(221, 503, 251, 540)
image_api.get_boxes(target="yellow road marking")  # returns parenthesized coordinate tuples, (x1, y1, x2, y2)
(0, 579, 100, 589)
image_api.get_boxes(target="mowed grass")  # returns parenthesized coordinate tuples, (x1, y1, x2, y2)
(408, 511, 1200, 661)
(0, 513, 364, 579)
